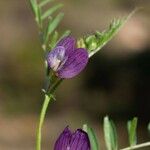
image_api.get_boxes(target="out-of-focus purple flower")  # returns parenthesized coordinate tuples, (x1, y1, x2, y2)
(54, 127, 91, 150)
(47, 36, 89, 79)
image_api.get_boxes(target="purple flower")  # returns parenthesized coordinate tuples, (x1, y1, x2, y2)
(47, 36, 89, 78)
(54, 127, 91, 150)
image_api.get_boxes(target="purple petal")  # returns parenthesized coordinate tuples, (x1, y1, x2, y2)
(57, 48, 89, 78)
(54, 127, 90, 150)
(47, 46, 66, 71)
(70, 129, 90, 150)
(54, 127, 72, 150)
(57, 36, 76, 56)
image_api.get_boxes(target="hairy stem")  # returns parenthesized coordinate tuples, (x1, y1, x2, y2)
(120, 142, 150, 150)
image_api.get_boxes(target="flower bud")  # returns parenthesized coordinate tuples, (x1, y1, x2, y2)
(54, 127, 91, 150)
(85, 35, 97, 51)
(77, 38, 86, 48)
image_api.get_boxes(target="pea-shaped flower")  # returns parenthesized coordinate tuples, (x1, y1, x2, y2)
(54, 127, 91, 150)
(47, 36, 89, 78)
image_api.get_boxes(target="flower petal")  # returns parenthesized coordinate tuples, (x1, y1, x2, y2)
(54, 127, 72, 150)
(70, 129, 90, 150)
(57, 48, 89, 78)
(47, 46, 66, 71)
(57, 36, 76, 56)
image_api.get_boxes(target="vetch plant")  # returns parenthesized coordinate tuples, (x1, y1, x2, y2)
(29, 0, 150, 150)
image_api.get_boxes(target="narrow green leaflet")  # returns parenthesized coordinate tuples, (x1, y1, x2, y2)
(39, 0, 54, 8)
(103, 116, 118, 150)
(37, 6, 42, 26)
(29, 0, 38, 19)
(104, 117, 112, 150)
(45, 12, 64, 43)
(49, 31, 59, 49)
(29, 0, 42, 26)
(110, 120, 118, 150)
(83, 124, 99, 150)
(41, 4, 63, 20)
(30, 0, 65, 50)
(85, 10, 137, 58)
(88, 127, 99, 150)
(127, 117, 138, 146)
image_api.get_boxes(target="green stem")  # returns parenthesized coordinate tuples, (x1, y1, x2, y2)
(49, 79, 63, 94)
(120, 142, 150, 150)
(36, 79, 63, 150)
(36, 94, 51, 150)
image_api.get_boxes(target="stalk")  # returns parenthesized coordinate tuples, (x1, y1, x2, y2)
(36, 79, 62, 150)
(120, 142, 150, 150)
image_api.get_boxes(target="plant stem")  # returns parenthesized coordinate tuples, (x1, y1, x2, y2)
(36, 94, 51, 150)
(120, 142, 150, 150)
(36, 79, 63, 150)
(49, 79, 63, 94)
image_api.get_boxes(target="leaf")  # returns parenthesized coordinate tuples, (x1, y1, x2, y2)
(41, 4, 63, 20)
(127, 117, 138, 146)
(103, 116, 118, 150)
(49, 31, 59, 49)
(45, 13, 64, 42)
(39, 0, 54, 8)
(29, 0, 38, 18)
(29, 0, 42, 26)
(83, 124, 99, 150)
(110, 120, 118, 150)
(88, 127, 99, 150)
(104, 117, 112, 150)
(88, 10, 137, 57)
(37, 6, 42, 26)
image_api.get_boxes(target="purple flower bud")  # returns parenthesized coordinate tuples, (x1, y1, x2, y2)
(54, 127, 91, 150)
(47, 36, 89, 79)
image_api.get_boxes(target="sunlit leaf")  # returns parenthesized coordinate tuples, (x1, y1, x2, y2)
(127, 117, 138, 146)
(104, 116, 112, 150)
(104, 116, 118, 150)
(110, 120, 118, 150)
(83, 124, 99, 150)
(42, 4, 63, 20)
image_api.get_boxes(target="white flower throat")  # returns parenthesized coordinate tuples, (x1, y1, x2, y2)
(51, 48, 67, 71)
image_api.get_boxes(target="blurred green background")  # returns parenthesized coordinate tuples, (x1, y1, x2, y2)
(0, 0, 149, 149)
